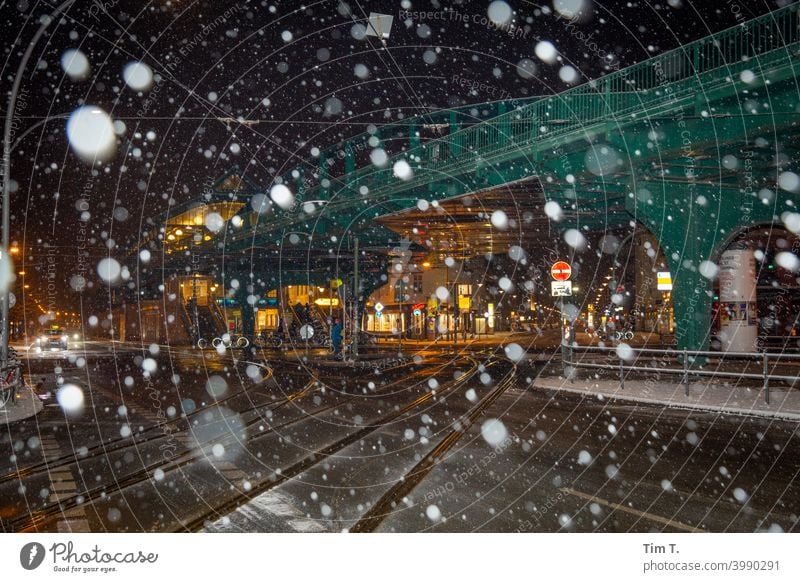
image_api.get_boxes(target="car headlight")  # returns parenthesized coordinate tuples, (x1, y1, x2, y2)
(62, 335, 68, 341)
(73, 333, 80, 340)
(40, 336, 47, 343)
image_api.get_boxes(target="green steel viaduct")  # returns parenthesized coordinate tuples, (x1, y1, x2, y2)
(148, 4, 800, 355)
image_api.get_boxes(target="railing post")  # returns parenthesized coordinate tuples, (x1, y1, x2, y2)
(344, 144, 355, 188)
(568, 347, 574, 384)
(408, 119, 420, 150)
(683, 348, 689, 396)
(619, 356, 625, 390)
(763, 352, 770, 405)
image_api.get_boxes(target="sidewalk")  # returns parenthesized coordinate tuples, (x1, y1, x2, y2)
(375, 330, 671, 349)
(532, 375, 800, 421)
(0, 384, 43, 423)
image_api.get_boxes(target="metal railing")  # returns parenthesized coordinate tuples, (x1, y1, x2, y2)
(564, 346, 800, 404)
(0, 349, 23, 408)
(209, 297, 229, 334)
(176, 290, 196, 343)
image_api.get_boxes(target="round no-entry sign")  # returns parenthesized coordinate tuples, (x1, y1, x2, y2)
(551, 261, 572, 281)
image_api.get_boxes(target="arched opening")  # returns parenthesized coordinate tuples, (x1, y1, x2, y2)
(711, 224, 800, 352)
(592, 222, 675, 340)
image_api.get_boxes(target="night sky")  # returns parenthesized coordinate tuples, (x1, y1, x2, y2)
(1, 0, 790, 311)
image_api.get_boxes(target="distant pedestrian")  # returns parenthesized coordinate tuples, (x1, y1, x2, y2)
(331, 317, 343, 359)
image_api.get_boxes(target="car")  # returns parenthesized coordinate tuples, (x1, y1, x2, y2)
(37, 329, 69, 351)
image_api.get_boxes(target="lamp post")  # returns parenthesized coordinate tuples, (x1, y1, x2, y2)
(398, 278, 403, 356)
(445, 264, 457, 354)
(444, 264, 450, 348)
(352, 236, 359, 359)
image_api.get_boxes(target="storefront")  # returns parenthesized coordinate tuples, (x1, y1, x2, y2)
(254, 297, 280, 332)
(364, 303, 428, 336)
(365, 306, 404, 334)
(409, 304, 426, 337)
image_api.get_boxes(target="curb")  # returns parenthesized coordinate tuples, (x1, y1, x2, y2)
(0, 384, 44, 423)
(531, 378, 800, 422)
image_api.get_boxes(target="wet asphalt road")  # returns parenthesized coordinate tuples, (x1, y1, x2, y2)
(1, 341, 798, 533)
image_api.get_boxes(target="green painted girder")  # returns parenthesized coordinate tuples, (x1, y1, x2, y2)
(223, 222, 399, 255)
(531, 113, 799, 221)
(547, 198, 629, 213)
(535, 107, 799, 184)
(337, 67, 796, 209)
(614, 113, 800, 160)
(545, 184, 628, 210)
(236, 7, 797, 235)
(340, 96, 796, 221)
(293, 90, 800, 228)
(276, 5, 800, 220)
(560, 214, 630, 229)
(309, 162, 542, 228)
(562, 201, 630, 220)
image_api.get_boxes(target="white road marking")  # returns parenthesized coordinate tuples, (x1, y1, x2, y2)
(561, 487, 703, 533)
(40, 434, 90, 532)
(204, 490, 326, 533)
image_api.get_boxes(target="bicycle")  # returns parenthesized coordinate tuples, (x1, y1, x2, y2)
(0, 350, 22, 407)
(210, 334, 250, 349)
(255, 333, 283, 349)
(596, 328, 634, 342)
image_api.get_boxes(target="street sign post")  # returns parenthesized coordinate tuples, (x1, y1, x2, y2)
(551, 261, 573, 371)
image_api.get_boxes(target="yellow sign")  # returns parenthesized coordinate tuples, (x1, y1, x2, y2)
(458, 296, 471, 310)
(330, 278, 343, 289)
(656, 271, 673, 291)
(314, 298, 340, 307)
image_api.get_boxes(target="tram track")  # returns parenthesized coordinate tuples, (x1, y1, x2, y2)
(0, 360, 276, 486)
(350, 359, 517, 532)
(179, 355, 482, 532)
(2, 352, 424, 487)
(5, 354, 460, 532)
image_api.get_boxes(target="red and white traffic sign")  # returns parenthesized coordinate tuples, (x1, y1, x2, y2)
(550, 261, 572, 281)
